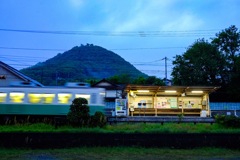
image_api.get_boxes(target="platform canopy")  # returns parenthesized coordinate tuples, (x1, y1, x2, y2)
(125, 85, 220, 96)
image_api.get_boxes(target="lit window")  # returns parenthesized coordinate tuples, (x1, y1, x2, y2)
(28, 93, 42, 103)
(75, 94, 90, 103)
(43, 94, 55, 104)
(10, 92, 25, 103)
(58, 93, 72, 104)
(0, 93, 7, 103)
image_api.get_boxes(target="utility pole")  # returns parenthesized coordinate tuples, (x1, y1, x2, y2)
(164, 57, 167, 85)
(161, 57, 168, 86)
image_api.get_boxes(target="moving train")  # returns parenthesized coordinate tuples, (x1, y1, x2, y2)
(0, 85, 106, 121)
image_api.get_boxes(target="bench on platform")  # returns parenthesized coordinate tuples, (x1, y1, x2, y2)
(132, 108, 202, 116)
(182, 108, 201, 116)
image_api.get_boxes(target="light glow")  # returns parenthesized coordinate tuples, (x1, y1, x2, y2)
(10, 92, 25, 103)
(191, 91, 203, 93)
(0, 93, 7, 103)
(43, 94, 55, 103)
(75, 94, 90, 103)
(137, 90, 149, 93)
(165, 90, 177, 93)
(28, 93, 42, 103)
(58, 93, 72, 104)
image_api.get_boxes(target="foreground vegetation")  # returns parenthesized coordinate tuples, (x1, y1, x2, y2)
(1, 122, 240, 133)
(0, 147, 240, 160)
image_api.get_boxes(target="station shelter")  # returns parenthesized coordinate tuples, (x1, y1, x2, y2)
(122, 85, 220, 117)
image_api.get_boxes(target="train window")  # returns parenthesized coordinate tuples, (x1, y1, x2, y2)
(75, 94, 90, 103)
(43, 94, 55, 104)
(0, 93, 7, 103)
(58, 93, 72, 104)
(10, 92, 25, 103)
(90, 93, 97, 104)
(28, 93, 42, 103)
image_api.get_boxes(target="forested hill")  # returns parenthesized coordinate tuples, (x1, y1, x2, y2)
(20, 44, 147, 85)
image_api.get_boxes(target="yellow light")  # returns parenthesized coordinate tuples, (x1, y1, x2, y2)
(28, 93, 42, 103)
(0, 93, 7, 103)
(76, 94, 90, 99)
(43, 94, 55, 104)
(165, 90, 176, 93)
(191, 91, 203, 93)
(0, 93, 7, 97)
(10, 92, 25, 103)
(137, 90, 149, 93)
(58, 93, 72, 104)
(75, 94, 90, 103)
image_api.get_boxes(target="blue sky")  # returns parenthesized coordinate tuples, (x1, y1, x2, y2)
(0, 0, 240, 79)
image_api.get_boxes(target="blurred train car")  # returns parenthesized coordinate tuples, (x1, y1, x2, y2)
(0, 86, 105, 123)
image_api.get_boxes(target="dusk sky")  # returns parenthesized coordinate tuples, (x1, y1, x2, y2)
(1, 0, 240, 79)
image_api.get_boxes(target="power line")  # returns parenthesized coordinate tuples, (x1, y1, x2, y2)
(0, 46, 185, 52)
(1, 55, 174, 67)
(0, 47, 65, 52)
(111, 47, 185, 50)
(0, 28, 218, 37)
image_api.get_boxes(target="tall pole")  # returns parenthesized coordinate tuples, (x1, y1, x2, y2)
(165, 57, 167, 85)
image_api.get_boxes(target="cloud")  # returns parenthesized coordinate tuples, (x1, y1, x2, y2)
(161, 13, 204, 31)
(68, 0, 84, 8)
(97, 0, 203, 32)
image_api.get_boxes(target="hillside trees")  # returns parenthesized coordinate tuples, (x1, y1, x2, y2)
(132, 76, 165, 85)
(107, 74, 132, 84)
(20, 44, 146, 85)
(107, 75, 165, 85)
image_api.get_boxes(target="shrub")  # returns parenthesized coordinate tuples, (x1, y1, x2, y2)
(90, 111, 107, 128)
(223, 116, 240, 128)
(214, 114, 226, 125)
(67, 98, 90, 127)
(215, 114, 240, 128)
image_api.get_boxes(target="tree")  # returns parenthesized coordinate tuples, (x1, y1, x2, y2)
(226, 56, 240, 101)
(212, 25, 240, 66)
(212, 25, 240, 84)
(107, 74, 133, 84)
(67, 98, 90, 127)
(90, 111, 107, 127)
(211, 25, 240, 101)
(132, 76, 165, 85)
(145, 76, 165, 85)
(212, 25, 240, 83)
(132, 76, 146, 84)
(172, 39, 226, 86)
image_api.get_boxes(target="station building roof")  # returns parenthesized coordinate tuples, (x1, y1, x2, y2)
(125, 84, 220, 96)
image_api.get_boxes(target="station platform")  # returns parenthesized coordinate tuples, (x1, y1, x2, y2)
(107, 116, 215, 124)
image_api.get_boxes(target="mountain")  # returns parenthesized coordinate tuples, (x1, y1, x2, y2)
(20, 44, 147, 85)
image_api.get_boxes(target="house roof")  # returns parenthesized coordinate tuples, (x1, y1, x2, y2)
(92, 78, 123, 90)
(0, 61, 44, 87)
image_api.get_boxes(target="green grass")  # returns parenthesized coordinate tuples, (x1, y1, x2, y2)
(1, 122, 240, 133)
(1, 123, 240, 159)
(0, 147, 240, 160)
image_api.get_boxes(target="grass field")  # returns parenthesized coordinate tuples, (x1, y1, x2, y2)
(1, 123, 240, 159)
(1, 122, 240, 133)
(0, 147, 240, 160)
